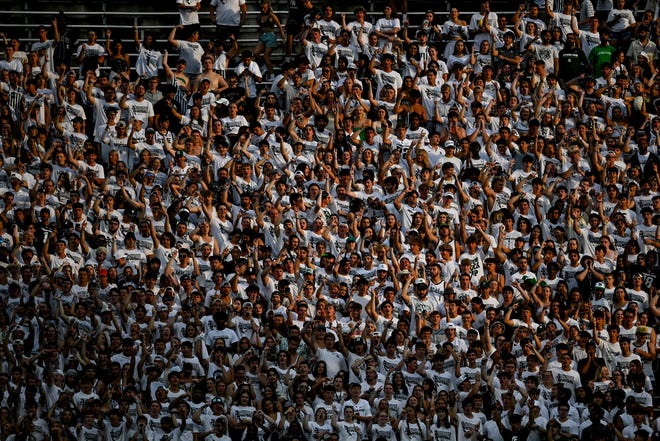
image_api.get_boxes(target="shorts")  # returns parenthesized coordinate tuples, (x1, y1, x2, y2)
(285, 20, 303, 36)
(259, 32, 278, 48)
(215, 25, 240, 44)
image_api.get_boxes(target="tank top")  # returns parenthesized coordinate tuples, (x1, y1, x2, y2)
(258, 11, 277, 33)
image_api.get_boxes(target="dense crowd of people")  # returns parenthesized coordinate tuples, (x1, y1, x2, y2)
(0, 0, 659, 440)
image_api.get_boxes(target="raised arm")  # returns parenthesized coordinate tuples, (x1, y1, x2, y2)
(168, 26, 182, 49)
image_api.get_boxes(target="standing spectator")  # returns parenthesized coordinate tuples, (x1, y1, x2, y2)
(442, 7, 469, 61)
(0, 44, 23, 75)
(134, 28, 164, 80)
(302, 26, 329, 69)
(119, 81, 155, 127)
(235, 50, 263, 102)
(177, 0, 202, 35)
(578, 0, 595, 30)
(210, 0, 247, 47)
(469, 0, 498, 49)
(315, 5, 341, 44)
(546, 0, 579, 42)
(373, 5, 401, 52)
(557, 33, 590, 83)
(163, 50, 191, 118)
(589, 28, 615, 77)
(527, 30, 560, 74)
(199, 55, 229, 96)
(341, 6, 373, 48)
(594, 0, 613, 23)
(284, 0, 318, 62)
(75, 30, 106, 77)
(606, 0, 636, 47)
(253, 1, 286, 80)
(493, 31, 522, 71)
(575, 15, 603, 58)
(168, 25, 204, 87)
(84, 71, 121, 141)
(31, 19, 60, 72)
(627, 26, 657, 65)
(369, 53, 402, 97)
(104, 29, 130, 81)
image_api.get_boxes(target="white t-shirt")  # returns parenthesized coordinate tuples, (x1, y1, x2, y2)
(177, 0, 201, 25)
(135, 45, 163, 78)
(210, 0, 245, 26)
(374, 18, 401, 49)
(176, 40, 204, 75)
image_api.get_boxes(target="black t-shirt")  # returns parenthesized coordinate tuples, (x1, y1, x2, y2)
(498, 44, 520, 69)
(577, 356, 606, 386)
(220, 86, 247, 114)
(581, 422, 609, 441)
(153, 98, 183, 133)
(558, 48, 589, 81)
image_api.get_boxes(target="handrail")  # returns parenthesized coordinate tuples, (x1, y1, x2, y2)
(0, 2, 519, 76)
(0, 6, 519, 54)
(0, 9, 519, 35)
(0, 9, 518, 18)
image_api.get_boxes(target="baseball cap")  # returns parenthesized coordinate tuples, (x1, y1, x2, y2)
(414, 278, 428, 287)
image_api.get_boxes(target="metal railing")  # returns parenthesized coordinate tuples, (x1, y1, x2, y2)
(0, 8, 518, 35)
(0, 6, 517, 75)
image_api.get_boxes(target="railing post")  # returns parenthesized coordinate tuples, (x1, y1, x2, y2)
(24, 0, 30, 40)
(102, 0, 107, 28)
(134, 17, 140, 41)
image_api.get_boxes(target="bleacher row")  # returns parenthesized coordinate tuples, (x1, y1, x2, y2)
(0, 2, 514, 81)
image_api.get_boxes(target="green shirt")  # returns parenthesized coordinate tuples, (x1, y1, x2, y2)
(589, 44, 616, 78)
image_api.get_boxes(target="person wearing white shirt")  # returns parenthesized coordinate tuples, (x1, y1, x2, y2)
(373, 5, 401, 51)
(177, 0, 202, 29)
(301, 27, 329, 69)
(235, 51, 262, 99)
(168, 25, 204, 81)
(606, 0, 636, 40)
(210, 0, 247, 44)
(343, 7, 373, 47)
(469, 1, 498, 49)
(315, 5, 341, 43)
(134, 32, 163, 79)
(75, 30, 106, 77)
